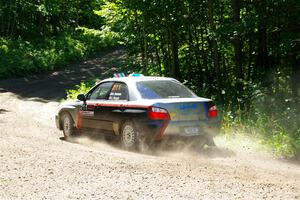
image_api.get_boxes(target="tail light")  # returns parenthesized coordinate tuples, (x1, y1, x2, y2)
(208, 105, 218, 118)
(148, 106, 170, 120)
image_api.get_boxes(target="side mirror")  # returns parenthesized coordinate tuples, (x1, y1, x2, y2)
(77, 94, 86, 102)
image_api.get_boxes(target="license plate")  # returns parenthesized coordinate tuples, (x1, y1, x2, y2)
(184, 127, 200, 135)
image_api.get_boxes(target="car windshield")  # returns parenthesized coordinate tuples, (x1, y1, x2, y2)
(136, 80, 196, 99)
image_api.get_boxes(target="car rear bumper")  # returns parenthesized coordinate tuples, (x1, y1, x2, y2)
(138, 118, 220, 141)
(164, 119, 220, 137)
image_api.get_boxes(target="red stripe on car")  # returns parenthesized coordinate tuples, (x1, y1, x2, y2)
(76, 110, 83, 129)
(87, 103, 149, 109)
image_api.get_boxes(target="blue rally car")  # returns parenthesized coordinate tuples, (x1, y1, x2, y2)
(55, 74, 220, 150)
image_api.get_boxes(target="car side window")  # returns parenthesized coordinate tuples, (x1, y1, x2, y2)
(108, 82, 129, 100)
(87, 82, 113, 100)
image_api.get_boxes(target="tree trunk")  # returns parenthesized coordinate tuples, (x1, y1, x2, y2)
(291, 47, 300, 98)
(169, 26, 180, 80)
(208, 0, 221, 100)
(160, 38, 170, 76)
(142, 23, 148, 75)
(232, 0, 243, 95)
(255, 1, 269, 77)
(247, 33, 253, 81)
(155, 46, 162, 76)
(288, 3, 300, 98)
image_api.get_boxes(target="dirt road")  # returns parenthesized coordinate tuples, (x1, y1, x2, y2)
(0, 49, 300, 199)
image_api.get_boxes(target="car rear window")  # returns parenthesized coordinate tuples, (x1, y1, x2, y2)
(136, 80, 196, 99)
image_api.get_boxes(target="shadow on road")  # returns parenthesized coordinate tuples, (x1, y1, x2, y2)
(0, 47, 127, 101)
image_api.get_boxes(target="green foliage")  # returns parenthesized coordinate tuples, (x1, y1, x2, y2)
(0, 0, 120, 78)
(76, 27, 120, 49)
(66, 81, 95, 100)
(0, 0, 104, 38)
(0, 28, 119, 78)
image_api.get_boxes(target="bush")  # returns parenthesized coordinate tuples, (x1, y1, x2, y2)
(0, 27, 120, 79)
(222, 71, 300, 159)
(66, 80, 96, 100)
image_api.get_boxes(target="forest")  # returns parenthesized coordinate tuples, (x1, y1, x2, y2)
(1, 0, 299, 158)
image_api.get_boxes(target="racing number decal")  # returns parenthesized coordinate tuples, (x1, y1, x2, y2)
(111, 84, 121, 91)
(81, 104, 95, 117)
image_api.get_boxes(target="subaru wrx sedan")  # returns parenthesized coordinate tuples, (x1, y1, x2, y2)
(55, 75, 220, 150)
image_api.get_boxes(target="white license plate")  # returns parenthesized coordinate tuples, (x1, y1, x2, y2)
(184, 127, 200, 135)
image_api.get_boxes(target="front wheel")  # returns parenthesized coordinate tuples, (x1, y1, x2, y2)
(61, 113, 76, 139)
(120, 121, 139, 150)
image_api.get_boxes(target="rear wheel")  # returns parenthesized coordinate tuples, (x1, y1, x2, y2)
(61, 113, 76, 139)
(120, 121, 139, 150)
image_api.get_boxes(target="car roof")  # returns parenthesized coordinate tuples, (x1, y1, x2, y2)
(100, 76, 178, 84)
(93, 76, 202, 101)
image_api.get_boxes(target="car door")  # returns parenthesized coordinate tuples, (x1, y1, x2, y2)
(81, 81, 113, 131)
(94, 82, 129, 133)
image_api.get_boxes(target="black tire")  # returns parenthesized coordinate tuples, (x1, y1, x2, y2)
(120, 121, 139, 150)
(61, 112, 76, 139)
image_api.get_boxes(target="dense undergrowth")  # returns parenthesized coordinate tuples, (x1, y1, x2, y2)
(221, 72, 300, 159)
(0, 27, 119, 78)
